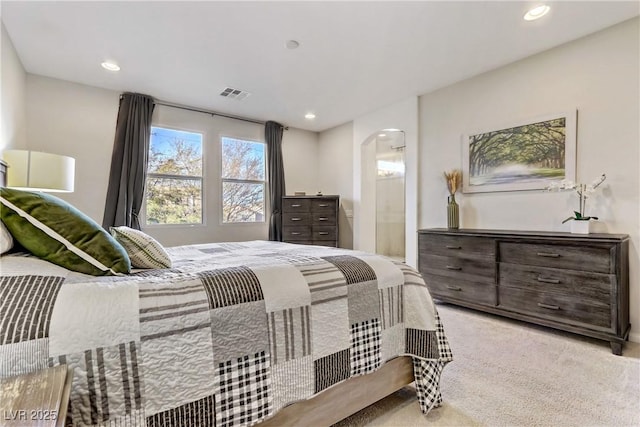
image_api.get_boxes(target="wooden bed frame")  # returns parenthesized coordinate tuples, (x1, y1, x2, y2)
(0, 161, 416, 426)
(258, 356, 414, 426)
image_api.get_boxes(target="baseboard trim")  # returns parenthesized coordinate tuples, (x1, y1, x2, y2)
(628, 331, 640, 344)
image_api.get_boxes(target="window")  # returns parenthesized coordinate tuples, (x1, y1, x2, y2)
(221, 137, 266, 223)
(145, 127, 203, 225)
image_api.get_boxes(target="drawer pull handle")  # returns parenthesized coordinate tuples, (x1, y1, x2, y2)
(291, 232, 301, 235)
(446, 245, 462, 250)
(537, 302, 560, 310)
(537, 252, 560, 258)
(318, 204, 329, 207)
(319, 217, 328, 221)
(446, 265, 461, 271)
(446, 286, 462, 291)
(537, 276, 561, 284)
(291, 204, 301, 207)
(318, 232, 329, 235)
(291, 218, 302, 221)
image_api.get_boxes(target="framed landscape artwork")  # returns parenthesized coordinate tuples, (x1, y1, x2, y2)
(462, 111, 577, 193)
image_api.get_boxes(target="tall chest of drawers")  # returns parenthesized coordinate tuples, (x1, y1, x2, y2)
(282, 195, 339, 247)
(418, 229, 630, 355)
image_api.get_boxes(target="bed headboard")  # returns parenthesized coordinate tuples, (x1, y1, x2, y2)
(0, 160, 7, 187)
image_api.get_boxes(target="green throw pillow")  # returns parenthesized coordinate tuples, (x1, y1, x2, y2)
(1, 220, 14, 254)
(110, 226, 172, 269)
(0, 188, 131, 275)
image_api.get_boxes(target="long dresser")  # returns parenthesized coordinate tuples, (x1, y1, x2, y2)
(418, 228, 630, 355)
(282, 195, 339, 247)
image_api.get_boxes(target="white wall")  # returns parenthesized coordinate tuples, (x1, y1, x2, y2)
(353, 97, 419, 267)
(1, 23, 27, 150)
(282, 127, 320, 196)
(419, 18, 640, 342)
(318, 122, 354, 249)
(25, 75, 119, 222)
(24, 75, 320, 247)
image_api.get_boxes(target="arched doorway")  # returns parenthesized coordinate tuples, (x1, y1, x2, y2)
(361, 130, 406, 261)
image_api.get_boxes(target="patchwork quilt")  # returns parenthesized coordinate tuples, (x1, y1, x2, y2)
(0, 240, 452, 427)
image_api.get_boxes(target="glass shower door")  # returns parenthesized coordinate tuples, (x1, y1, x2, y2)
(375, 131, 405, 261)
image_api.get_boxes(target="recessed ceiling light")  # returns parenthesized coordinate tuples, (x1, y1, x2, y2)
(101, 61, 120, 71)
(286, 40, 300, 50)
(378, 133, 387, 137)
(524, 5, 550, 21)
(305, 113, 316, 119)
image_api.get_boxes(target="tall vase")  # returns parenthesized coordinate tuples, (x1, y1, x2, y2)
(447, 194, 459, 229)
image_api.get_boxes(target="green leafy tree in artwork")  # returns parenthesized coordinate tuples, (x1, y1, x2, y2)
(468, 118, 566, 180)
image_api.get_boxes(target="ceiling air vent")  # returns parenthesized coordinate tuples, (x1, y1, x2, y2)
(220, 87, 251, 101)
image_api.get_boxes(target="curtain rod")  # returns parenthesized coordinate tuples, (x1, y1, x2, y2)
(154, 100, 289, 130)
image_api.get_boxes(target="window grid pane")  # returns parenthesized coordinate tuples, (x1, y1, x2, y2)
(222, 181, 265, 223)
(149, 127, 203, 176)
(221, 137, 265, 180)
(146, 126, 204, 225)
(146, 177, 203, 225)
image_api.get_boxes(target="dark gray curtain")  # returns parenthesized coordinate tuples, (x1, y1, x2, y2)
(265, 121, 285, 241)
(102, 93, 155, 230)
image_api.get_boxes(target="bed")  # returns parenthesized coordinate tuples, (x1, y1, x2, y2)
(0, 166, 452, 426)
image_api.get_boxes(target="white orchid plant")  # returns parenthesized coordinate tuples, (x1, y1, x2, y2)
(547, 174, 606, 223)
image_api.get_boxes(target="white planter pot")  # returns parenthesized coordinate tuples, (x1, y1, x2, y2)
(570, 220, 591, 234)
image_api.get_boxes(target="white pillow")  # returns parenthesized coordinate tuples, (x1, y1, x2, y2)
(1, 220, 14, 254)
(110, 226, 172, 269)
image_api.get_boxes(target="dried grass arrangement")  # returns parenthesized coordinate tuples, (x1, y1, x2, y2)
(444, 169, 462, 195)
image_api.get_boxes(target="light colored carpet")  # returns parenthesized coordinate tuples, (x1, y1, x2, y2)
(336, 304, 640, 427)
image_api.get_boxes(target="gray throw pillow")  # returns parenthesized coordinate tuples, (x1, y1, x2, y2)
(110, 226, 172, 269)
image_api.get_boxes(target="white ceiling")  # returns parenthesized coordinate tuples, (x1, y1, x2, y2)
(2, 1, 638, 132)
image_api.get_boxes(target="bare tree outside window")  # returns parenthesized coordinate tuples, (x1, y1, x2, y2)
(145, 127, 203, 225)
(221, 137, 266, 223)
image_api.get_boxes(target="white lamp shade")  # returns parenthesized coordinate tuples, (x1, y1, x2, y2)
(2, 150, 75, 192)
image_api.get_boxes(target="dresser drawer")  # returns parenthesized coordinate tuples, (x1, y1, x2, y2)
(283, 213, 311, 225)
(311, 226, 337, 241)
(311, 198, 337, 213)
(422, 274, 497, 306)
(312, 240, 338, 247)
(499, 242, 612, 273)
(419, 234, 494, 260)
(499, 263, 613, 302)
(499, 287, 611, 330)
(282, 226, 311, 241)
(419, 253, 494, 284)
(283, 198, 311, 213)
(312, 212, 336, 225)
